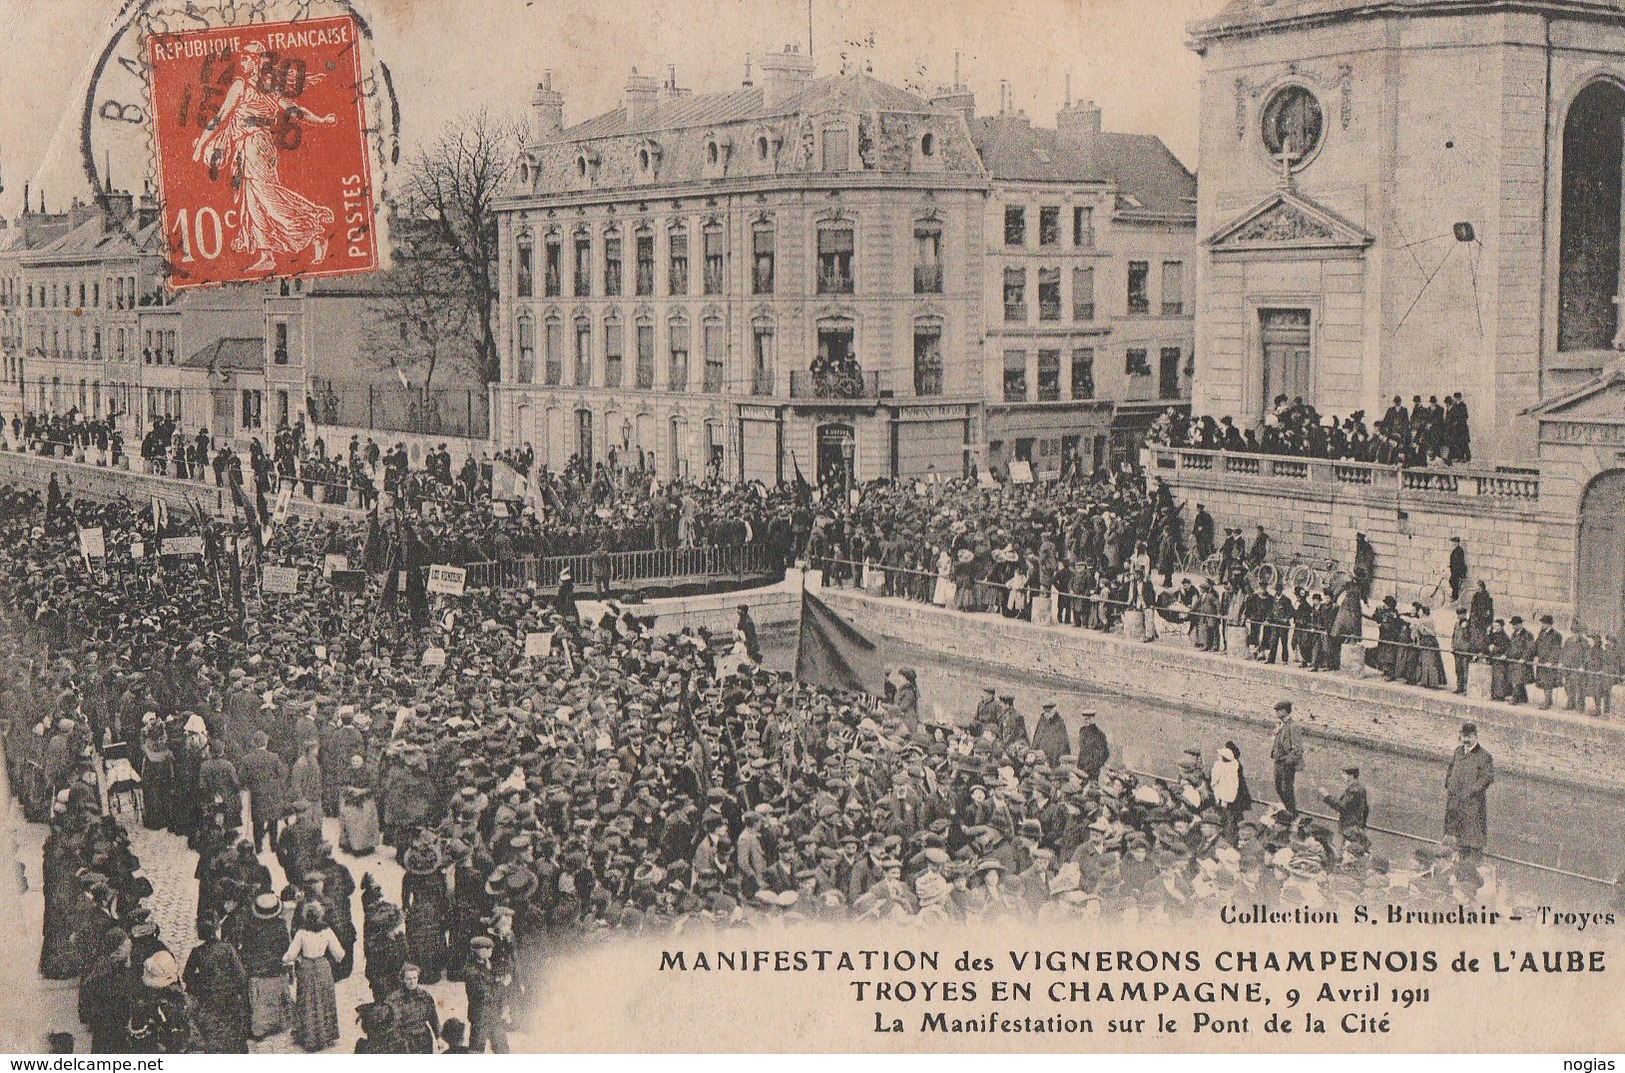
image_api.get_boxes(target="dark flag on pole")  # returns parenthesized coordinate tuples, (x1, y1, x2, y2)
(794, 590, 886, 696)
(791, 452, 812, 506)
(227, 468, 263, 560)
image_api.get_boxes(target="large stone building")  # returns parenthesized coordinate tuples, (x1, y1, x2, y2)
(493, 55, 1198, 485)
(969, 92, 1196, 475)
(1175, 0, 1625, 634)
(0, 187, 164, 431)
(494, 54, 987, 487)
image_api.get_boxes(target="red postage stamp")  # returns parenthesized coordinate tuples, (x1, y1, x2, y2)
(146, 14, 378, 289)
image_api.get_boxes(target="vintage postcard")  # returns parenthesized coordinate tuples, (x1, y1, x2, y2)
(0, 0, 1621, 1059)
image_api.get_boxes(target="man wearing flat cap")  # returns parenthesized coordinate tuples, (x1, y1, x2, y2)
(1269, 700, 1303, 816)
(1321, 765, 1369, 845)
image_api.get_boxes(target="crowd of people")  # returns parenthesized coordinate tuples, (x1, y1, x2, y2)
(1149, 392, 1473, 466)
(0, 457, 1546, 1054)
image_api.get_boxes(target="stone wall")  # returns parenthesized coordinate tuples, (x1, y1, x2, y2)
(814, 586, 1625, 795)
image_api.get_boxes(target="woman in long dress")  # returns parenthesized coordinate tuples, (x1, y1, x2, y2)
(338, 755, 380, 855)
(282, 902, 344, 1051)
(182, 914, 250, 1053)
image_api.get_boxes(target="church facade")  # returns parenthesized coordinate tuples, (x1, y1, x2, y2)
(1182, 0, 1625, 634)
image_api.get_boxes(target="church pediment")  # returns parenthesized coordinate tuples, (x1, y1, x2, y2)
(1205, 189, 1373, 253)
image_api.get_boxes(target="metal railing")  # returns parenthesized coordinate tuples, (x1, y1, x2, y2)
(788, 369, 882, 401)
(462, 542, 781, 591)
(1146, 445, 1541, 503)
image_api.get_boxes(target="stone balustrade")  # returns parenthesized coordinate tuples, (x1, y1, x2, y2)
(1145, 445, 1541, 504)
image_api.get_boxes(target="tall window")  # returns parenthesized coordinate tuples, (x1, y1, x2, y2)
(1037, 349, 1061, 401)
(1125, 347, 1151, 378)
(574, 320, 591, 385)
(635, 231, 655, 296)
(1039, 206, 1060, 246)
(701, 322, 723, 393)
(668, 320, 690, 391)
(517, 235, 534, 297)
(164, 331, 175, 364)
(635, 322, 655, 388)
(913, 328, 943, 396)
(914, 222, 943, 293)
(752, 225, 774, 294)
(1002, 350, 1028, 402)
(1127, 260, 1149, 314)
(1004, 206, 1026, 246)
(1073, 206, 1094, 247)
(241, 389, 263, 430)
(817, 223, 854, 294)
(604, 319, 624, 388)
(274, 321, 289, 365)
(116, 328, 126, 361)
(1160, 346, 1183, 400)
(573, 235, 591, 297)
(544, 235, 562, 296)
(752, 327, 774, 395)
(516, 319, 535, 383)
(1161, 261, 1185, 315)
(668, 226, 689, 295)
(1072, 266, 1095, 321)
(1003, 267, 1026, 322)
(1038, 267, 1061, 320)
(703, 224, 724, 294)
(822, 127, 850, 171)
(603, 232, 623, 296)
(544, 319, 563, 384)
(1071, 348, 1095, 399)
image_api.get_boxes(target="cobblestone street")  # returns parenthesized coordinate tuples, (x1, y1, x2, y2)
(6, 795, 486, 1053)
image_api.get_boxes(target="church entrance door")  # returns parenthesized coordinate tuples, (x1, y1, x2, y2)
(1577, 470, 1625, 635)
(1259, 307, 1312, 410)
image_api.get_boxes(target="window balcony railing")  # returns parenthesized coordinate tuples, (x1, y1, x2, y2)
(789, 368, 882, 400)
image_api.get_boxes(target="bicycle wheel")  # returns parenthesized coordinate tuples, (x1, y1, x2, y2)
(1286, 564, 1313, 591)
(1326, 569, 1351, 594)
(1254, 562, 1278, 590)
(1202, 552, 1223, 581)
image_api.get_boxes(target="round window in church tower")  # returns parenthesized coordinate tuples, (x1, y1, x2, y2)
(1261, 84, 1325, 168)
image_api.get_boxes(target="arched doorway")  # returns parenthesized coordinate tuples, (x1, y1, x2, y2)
(1558, 81, 1625, 352)
(1576, 470, 1625, 635)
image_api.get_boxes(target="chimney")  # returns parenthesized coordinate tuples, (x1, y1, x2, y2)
(758, 45, 815, 110)
(623, 67, 660, 127)
(930, 86, 975, 123)
(98, 189, 134, 223)
(742, 57, 754, 87)
(137, 190, 160, 229)
(530, 70, 564, 143)
(1058, 97, 1102, 139)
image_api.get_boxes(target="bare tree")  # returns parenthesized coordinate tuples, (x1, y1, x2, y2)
(361, 217, 477, 394)
(392, 108, 520, 387)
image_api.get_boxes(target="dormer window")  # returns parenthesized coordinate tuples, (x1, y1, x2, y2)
(757, 135, 770, 160)
(707, 142, 719, 166)
(639, 147, 652, 170)
(920, 132, 934, 157)
(636, 139, 662, 179)
(576, 154, 588, 178)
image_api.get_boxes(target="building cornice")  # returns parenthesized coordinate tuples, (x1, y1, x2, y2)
(1188, 0, 1625, 50)
(496, 173, 991, 214)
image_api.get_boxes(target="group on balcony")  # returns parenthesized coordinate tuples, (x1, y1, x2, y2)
(1149, 392, 1473, 468)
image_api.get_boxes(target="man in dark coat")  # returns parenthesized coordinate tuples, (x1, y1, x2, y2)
(1269, 700, 1303, 815)
(1191, 504, 1214, 561)
(1320, 765, 1369, 840)
(1468, 580, 1494, 633)
(387, 964, 441, 1053)
(239, 733, 288, 852)
(1448, 537, 1468, 601)
(1451, 608, 1483, 695)
(1532, 614, 1564, 709)
(1506, 616, 1535, 705)
(1028, 702, 1069, 765)
(1073, 711, 1110, 780)
(1444, 723, 1493, 857)
(462, 936, 511, 1053)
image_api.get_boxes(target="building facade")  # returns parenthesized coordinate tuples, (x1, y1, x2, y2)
(968, 95, 1197, 475)
(1178, 0, 1625, 634)
(493, 54, 989, 488)
(0, 190, 164, 432)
